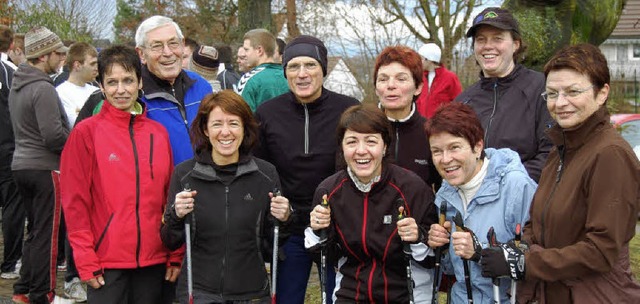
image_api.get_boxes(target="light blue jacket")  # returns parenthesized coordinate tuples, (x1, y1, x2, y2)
(436, 148, 536, 304)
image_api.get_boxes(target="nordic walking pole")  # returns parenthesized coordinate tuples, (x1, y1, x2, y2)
(453, 212, 474, 304)
(511, 224, 522, 304)
(319, 195, 330, 304)
(487, 227, 500, 304)
(271, 189, 282, 304)
(183, 183, 194, 304)
(431, 202, 447, 304)
(396, 199, 415, 304)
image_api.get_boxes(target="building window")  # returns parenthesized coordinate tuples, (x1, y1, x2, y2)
(633, 45, 640, 58)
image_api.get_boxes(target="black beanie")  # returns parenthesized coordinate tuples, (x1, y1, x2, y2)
(282, 35, 328, 78)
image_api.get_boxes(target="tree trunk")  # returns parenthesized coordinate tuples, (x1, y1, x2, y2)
(286, 0, 300, 39)
(238, 0, 273, 34)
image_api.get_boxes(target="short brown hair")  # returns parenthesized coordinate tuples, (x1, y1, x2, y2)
(243, 29, 276, 58)
(0, 25, 14, 53)
(190, 90, 259, 156)
(66, 42, 98, 71)
(543, 43, 610, 94)
(374, 46, 423, 89)
(336, 104, 392, 160)
(425, 102, 485, 157)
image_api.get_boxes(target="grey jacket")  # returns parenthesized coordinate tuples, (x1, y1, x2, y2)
(9, 63, 69, 170)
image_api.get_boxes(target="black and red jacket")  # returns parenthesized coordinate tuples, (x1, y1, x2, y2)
(312, 163, 436, 303)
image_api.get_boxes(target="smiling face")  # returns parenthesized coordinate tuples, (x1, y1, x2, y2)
(137, 24, 184, 84)
(473, 25, 519, 78)
(286, 56, 323, 103)
(545, 69, 608, 129)
(342, 129, 386, 184)
(375, 62, 422, 119)
(429, 132, 483, 186)
(100, 63, 142, 113)
(205, 106, 244, 165)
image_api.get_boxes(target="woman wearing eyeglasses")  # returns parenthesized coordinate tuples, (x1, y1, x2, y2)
(481, 44, 640, 303)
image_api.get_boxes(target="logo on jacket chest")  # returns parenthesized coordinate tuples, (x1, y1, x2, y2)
(243, 193, 254, 201)
(108, 153, 120, 162)
(414, 159, 429, 165)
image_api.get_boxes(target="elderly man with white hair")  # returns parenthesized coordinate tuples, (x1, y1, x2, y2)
(135, 15, 212, 165)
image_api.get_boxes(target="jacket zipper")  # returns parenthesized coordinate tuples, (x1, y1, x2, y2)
(149, 133, 154, 180)
(304, 103, 309, 154)
(172, 84, 190, 135)
(129, 114, 142, 267)
(220, 186, 230, 295)
(394, 121, 400, 162)
(540, 135, 566, 246)
(485, 81, 499, 146)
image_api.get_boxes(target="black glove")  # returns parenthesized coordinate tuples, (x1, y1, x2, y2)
(468, 229, 483, 262)
(480, 241, 526, 280)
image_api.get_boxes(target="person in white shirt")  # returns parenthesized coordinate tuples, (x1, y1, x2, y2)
(56, 42, 98, 127)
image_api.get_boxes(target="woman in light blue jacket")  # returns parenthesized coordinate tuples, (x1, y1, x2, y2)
(426, 102, 536, 304)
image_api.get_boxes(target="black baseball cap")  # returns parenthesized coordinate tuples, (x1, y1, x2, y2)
(466, 7, 520, 38)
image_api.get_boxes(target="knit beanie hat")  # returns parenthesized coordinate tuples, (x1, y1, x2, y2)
(282, 35, 328, 77)
(189, 45, 220, 80)
(25, 26, 68, 59)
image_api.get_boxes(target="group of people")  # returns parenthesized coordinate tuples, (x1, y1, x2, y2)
(0, 6, 638, 304)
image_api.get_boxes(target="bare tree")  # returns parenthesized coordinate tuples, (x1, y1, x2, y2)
(380, 0, 491, 67)
(10, 0, 115, 40)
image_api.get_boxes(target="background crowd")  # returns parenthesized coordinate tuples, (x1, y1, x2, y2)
(0, 6, 638, 304)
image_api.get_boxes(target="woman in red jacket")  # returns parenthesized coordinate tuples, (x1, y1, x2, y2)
(60, 45, 181, 303)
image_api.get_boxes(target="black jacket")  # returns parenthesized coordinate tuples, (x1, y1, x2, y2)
(388, 105, 442, 191)
(0, 60, 14, 167)
(312, 163, 437, 303)
(254, 88, 359, 234)
(161, 151, 285, 301)
(455, 64, 553, 182)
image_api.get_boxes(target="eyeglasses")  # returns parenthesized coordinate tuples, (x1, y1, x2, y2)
(145, 40, 182, 53)
(286, 62, 319, 73)
(541, 84, 594, 101)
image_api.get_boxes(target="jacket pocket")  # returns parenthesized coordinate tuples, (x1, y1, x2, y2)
(94, 213, 114, 252)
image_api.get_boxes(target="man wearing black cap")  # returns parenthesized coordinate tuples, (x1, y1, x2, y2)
(254, 35, 359, 304)
(455, 7, 553, 182)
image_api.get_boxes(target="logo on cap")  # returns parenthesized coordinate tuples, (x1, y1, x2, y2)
(484, 11, 499, 19)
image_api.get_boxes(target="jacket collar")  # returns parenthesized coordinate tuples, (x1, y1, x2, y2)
(437, 148, 519, 209)
(191, 149, 258, 181)
(141, 65, 195, 101)
(547, 106, 609, 151)
(99, 98, 146, 127)
(286, 87, 329, 111)
(479, 63, 523, 90)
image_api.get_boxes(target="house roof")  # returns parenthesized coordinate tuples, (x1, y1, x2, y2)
(611, 0, 640, 38)
(327, 56, 340, 74)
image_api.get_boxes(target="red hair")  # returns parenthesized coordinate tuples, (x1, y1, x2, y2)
(425, 102, 484, 151)
(374, 45, 423, 89)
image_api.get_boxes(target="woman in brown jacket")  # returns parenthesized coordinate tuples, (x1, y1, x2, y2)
(480, 43, 640, 303)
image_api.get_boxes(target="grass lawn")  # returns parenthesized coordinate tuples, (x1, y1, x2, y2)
(303, 228, 640, 303)
(631, 228, 640, 280)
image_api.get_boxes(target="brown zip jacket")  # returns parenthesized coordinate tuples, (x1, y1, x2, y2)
(519, 106, 640, 303)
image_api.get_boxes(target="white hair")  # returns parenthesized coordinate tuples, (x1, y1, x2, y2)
(135, 15, 184, 47)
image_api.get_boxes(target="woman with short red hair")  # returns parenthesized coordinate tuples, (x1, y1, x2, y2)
(426, 102, 537, 303)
